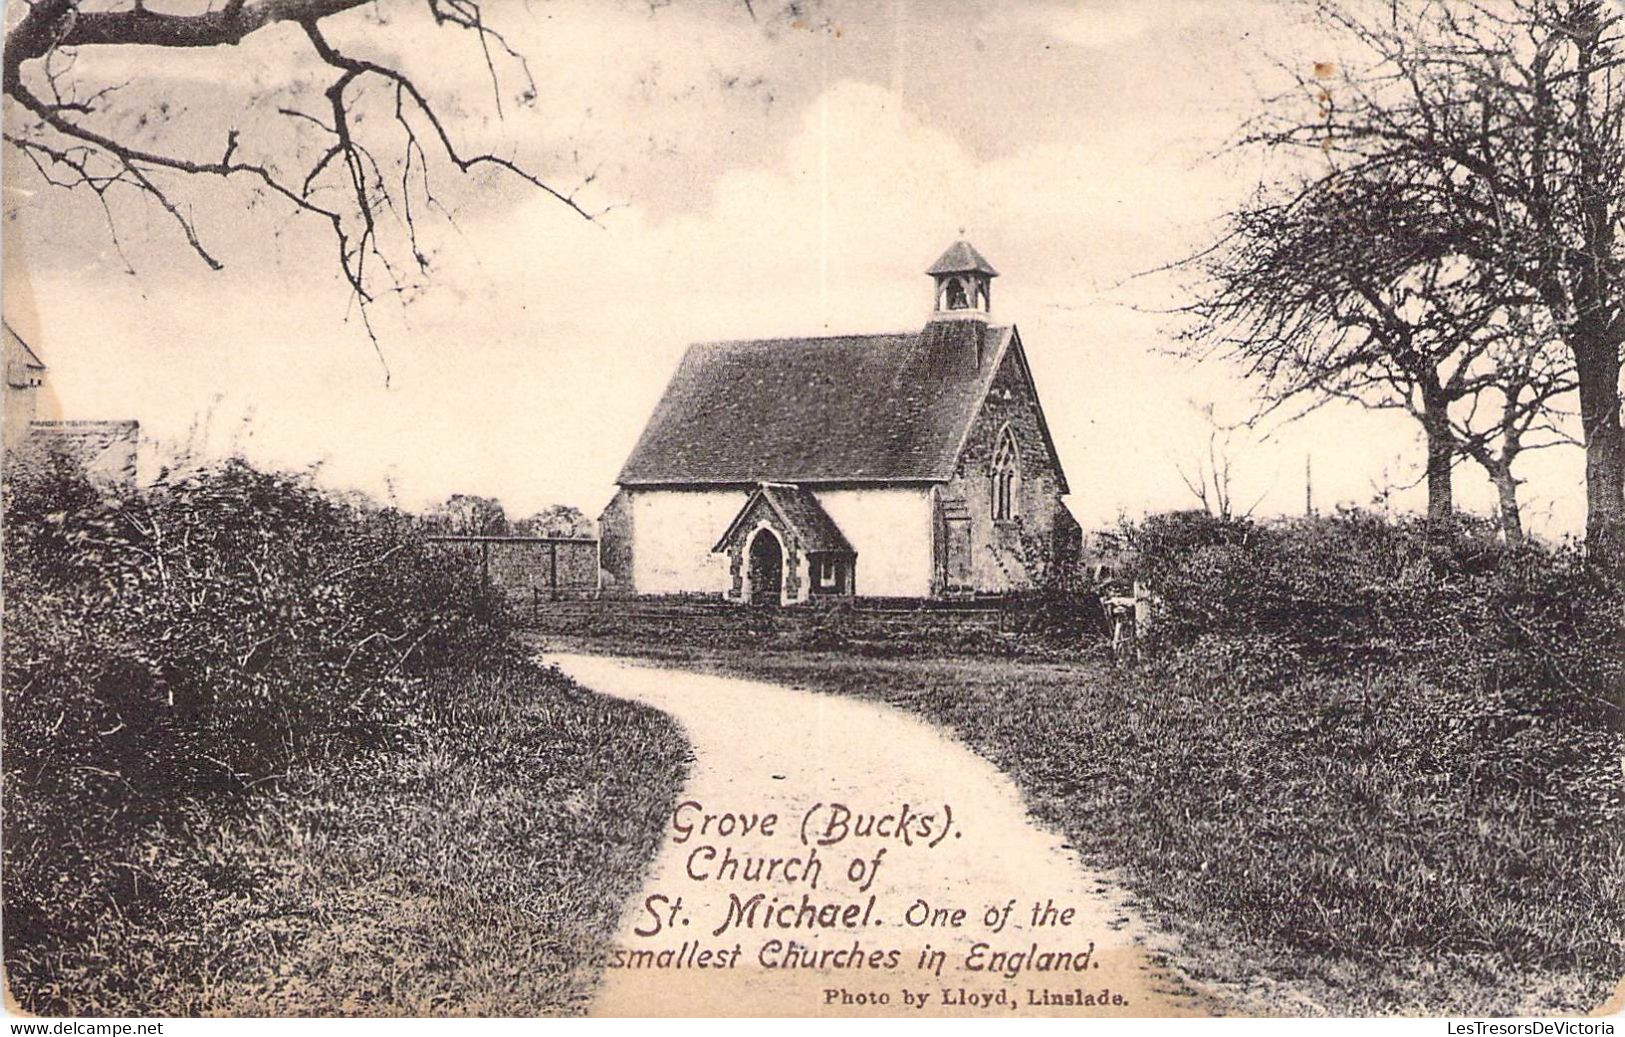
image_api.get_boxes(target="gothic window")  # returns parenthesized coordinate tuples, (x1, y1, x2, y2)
(991, 426, 1019, 521)
(944, 277, 969, 310)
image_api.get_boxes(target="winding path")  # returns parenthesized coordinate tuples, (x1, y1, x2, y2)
(548, 652, 1211, 1018)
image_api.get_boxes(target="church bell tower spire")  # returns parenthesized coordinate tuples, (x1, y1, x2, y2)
(927, 238, 998, 323)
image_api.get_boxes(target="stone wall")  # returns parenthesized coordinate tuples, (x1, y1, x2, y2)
(938, 339, 1073, 594)
(597, 489, 635, 596)
(3, 383, 39, 455)
(601, 484, 945, 601)
(429, 536, 600, 603)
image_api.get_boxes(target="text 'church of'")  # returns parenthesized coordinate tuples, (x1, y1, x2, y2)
(599, 241, 1081, 605)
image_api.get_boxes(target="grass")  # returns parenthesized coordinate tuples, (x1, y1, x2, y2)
(531, 633, 1623, 1017)
(4, 660, 689, 1016)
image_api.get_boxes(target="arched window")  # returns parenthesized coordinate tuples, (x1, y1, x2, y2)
(944, 277, 969, 310)
(991, 426, 1019, 521)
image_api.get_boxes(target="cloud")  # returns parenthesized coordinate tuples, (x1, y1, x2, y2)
(1015, 1, 1190, 49)
(15, 77, 1364, 521)
(8, 4, 1587, 538)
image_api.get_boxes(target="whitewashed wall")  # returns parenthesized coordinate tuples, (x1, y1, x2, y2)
(626, 484, 936, 599)
(628, 488, 749, 595)
(815, 487, 934, 598)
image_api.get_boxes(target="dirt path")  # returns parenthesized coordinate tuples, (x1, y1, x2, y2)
(547, 652, 1212, 1018)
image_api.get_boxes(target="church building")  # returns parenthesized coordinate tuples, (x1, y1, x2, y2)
(599, 241, 1080, 604)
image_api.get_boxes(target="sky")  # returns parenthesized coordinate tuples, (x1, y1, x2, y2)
(1, 0, 1590, 537)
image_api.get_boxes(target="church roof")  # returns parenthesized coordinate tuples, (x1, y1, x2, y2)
(927, 240, 999, 277)
(618, 321, 1021, 486)
(713, 484, 856, 554)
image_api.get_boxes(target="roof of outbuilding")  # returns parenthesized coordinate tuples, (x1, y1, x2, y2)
(617, 321, 1018, 486)
(3, 322, 46, 370)
(713, 483, 856, 554)
(927, 240, 999, 277)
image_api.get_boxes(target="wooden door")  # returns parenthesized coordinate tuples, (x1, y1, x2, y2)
(747, 530, 784, 606)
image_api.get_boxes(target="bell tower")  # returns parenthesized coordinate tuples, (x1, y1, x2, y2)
(927, 239, 998, 323)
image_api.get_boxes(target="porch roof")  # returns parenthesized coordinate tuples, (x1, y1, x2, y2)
(712, 483, 855, 555)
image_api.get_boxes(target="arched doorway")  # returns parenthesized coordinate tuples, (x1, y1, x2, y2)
(746, 529, 784, 606)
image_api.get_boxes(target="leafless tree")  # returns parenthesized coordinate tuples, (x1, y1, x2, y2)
(1451, 314, 1580, 541)
(1209, 0, 1623, 559)
(1184, 169, 1577, 538)
(1175, 402, 1268, 521)
(2, 1, 625, 360)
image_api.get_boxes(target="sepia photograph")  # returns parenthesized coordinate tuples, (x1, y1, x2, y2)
(1, 0, 1622, 1021)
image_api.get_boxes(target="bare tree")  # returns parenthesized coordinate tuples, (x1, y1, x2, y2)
(2, 1, 617, 357)
(1187, 175, 1472, 520)
(1449, 315, 1580, 541)
(1175, 402, 1268, 521)
(1224, 0, 1624, 558)
(1183, 163, 1577, 537)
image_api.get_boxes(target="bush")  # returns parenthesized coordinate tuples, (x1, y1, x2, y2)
(2, 454, 513, 986)
(1122, 507, 1625, 811)
(1128, 510, 1622, 690)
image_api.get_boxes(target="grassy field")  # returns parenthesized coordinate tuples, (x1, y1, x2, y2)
(529, 636, 1622, 1017)
(5, 660, 688, 1016)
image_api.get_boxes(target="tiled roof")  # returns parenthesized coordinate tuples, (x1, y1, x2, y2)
(3, 323, 45, 369)
(4, 322, 46, 388)
(714, 483, 856, 554)
(760, 484, 855, 553)
(618, 321, 1012, 485)
(927, 240, 999, 277)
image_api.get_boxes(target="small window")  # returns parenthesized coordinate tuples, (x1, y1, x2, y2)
(944, 278, 969, 310)
(817, 558, 839, 589)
